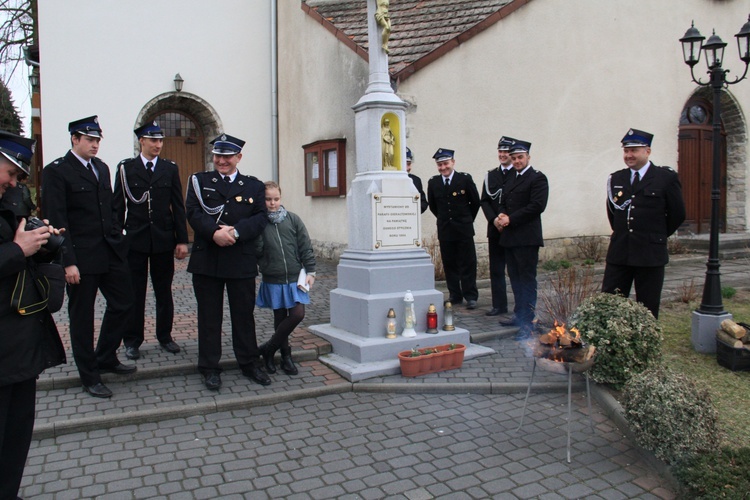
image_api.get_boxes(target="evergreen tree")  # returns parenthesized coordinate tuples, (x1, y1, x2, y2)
(0, 79, 23, 134)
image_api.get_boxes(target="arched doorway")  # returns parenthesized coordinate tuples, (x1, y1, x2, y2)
(677, 97, 726, 234)
(147, 110, 203, 203)
(134, 92, 224, 241)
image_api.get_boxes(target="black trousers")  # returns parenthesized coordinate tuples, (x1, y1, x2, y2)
(0, 377, 36, 500)
(487, 231, 508, 312)
(193, 274, 260, 375)
(68, 255, 134, 386)
(505, 245, 539, 328)
(124, 250, 176, 348)
(601, 263, 665, 318)
(439, 237, 478, 303)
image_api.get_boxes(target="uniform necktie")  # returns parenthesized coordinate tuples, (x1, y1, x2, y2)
(632, 171, 640, 189)
(87, 162, 99, 181)
(444, 177, 450, 187)
(146, 161, 153, 180)
(224, 175, 231, 183)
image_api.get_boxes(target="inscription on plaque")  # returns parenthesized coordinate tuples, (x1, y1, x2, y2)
(372, 193, 421, 250)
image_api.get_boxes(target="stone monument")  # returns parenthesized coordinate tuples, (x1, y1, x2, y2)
(311, 0, 490, 381)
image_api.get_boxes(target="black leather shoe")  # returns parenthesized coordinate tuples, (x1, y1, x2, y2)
(100, 362, 137, 375)
(83, 382, 113, 398)
(466, 300, 477, 310)
(259, 342, 279, 374)
(448, 298, 463, 306)
(125, 346, 140, 360)
(160, 341, 181, 354)
(280, 347, 298, 375)
(244, 366, 272, 386)
(498, 314, 517, 326)
(204, 372, 222, 391)
(485, 308, 507, 317)
(514, 326, 533, 341)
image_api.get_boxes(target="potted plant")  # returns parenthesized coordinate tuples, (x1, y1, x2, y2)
(398, 344, 466, 377)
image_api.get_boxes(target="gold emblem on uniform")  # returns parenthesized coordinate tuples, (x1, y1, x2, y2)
(452, 192, 457, 196)
(461, 190, 465, 194)
(236, 196, 242, 202)
(248, 197, 253, 204)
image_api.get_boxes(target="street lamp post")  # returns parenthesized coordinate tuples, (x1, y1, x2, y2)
(680, 15, 750, 351)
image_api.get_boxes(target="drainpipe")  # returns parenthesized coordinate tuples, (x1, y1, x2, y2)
(271, 0, 279, 182)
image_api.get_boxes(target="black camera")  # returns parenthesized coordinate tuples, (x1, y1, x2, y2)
(25, 217, 64, 254)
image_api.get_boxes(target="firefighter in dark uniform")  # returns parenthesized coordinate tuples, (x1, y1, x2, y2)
(406, 147, 428, 214)
(480, 136, 516, 318)
(602, 128, 686, 318)
(0, 131, 65, 500)
(497, 139, 548, 337)
(427, 148, 480, 308)
(113, 122, 189, 360)
(42, 116, 136, 399)
(186, 134, 270, 391)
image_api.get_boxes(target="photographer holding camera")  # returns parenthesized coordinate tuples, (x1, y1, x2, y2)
(0, 131, 66, 499)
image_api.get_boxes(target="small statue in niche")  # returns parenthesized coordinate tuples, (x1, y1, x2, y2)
(375, 0, 391, 54)
(382, 118, 396, 170)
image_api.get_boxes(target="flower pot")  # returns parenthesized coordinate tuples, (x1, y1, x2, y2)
(398, 344, 466, 377)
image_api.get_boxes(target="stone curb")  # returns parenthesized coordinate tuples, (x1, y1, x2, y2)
(32, 383, 353, 441)
(36, 347, 323, 392)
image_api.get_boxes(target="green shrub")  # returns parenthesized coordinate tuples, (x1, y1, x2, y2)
(673, 447, 750, 499)
(622, 366, 721, 465)
(541, 260, 561, 271)
(721, 287, 737, 299)
(570, 293, 662, 388)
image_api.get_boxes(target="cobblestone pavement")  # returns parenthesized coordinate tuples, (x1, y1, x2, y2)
(19, 252, 750, 498)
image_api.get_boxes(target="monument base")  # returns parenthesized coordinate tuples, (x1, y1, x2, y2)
(311, 323, 494, 381)
(692, 310, 732, 353)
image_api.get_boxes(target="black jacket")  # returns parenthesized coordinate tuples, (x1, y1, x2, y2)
(41, 151, 127, 273)
(498, 167, 548, 248)
(427, 171, 480, 241)
(605, 163, 686, 267)
(186, 170, 267, 279)
(480, 165, 513, 238)
(113, 156, 189, 254)
(408, 173, 428, 214)
(0, 207, 65, 386)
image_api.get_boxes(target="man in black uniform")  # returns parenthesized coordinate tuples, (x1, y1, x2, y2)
(497, 140, 548, 337)
(186, 134, 269, 390)
(480, 136, 515, 318)
(427, 148, 480, 309)
(114, 122, 189, 360)
(42, 116, 136, 399)
(0, 131, 65, 500)
(602, 128, 686, 318)
(406, 147, 428, 213)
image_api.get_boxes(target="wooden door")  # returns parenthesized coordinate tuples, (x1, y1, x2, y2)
(677, 100, 727, 234)
(149, 111, 204, 241)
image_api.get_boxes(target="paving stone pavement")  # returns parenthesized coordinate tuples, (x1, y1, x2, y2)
(19, 251, 750, 498)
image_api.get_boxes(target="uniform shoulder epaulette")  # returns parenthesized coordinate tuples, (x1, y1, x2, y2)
(659, 165, 676, 172)
(162, 158, 176, 165)
(430, 174, 441, 180)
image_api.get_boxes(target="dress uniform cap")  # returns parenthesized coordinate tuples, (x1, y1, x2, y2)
(134, 121, 165, 139)
(508, 139, 531, 154)
(432, 148, 454, 162)
(621, 128, 653, 148)
(406, 147, 413, 161)
(0, 130, 35, 175)
(497, 136, 517, 151)
(68, 115, 103, 138)
(210, 133, 245, 155)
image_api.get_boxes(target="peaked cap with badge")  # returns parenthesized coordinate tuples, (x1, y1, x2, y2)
(68, 115, 103, 138)
(0, 130, 35, 175)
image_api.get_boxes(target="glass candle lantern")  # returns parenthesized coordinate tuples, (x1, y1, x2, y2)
(443, 301, 455, 331)
(426, 304, 438, 333)
(402, 290, 416, 337)
(386, 308, 397, 338)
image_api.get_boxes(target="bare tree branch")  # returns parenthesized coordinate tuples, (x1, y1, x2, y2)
(0, 0, 34, 83)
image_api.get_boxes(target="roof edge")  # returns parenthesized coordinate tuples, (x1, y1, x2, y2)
(301, 2, 369, 63)
(392, 0, 533, 83)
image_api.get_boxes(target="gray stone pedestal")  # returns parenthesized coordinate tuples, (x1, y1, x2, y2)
(692, 310, 731, 353)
